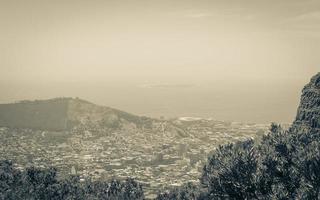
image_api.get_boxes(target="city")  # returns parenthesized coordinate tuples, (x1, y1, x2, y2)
(0, 118, 269, 199)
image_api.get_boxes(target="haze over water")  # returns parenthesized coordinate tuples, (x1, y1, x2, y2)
(0, 77, 308, 123)
(0, 0, 319, 123)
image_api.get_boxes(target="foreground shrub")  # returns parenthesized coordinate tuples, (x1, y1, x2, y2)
(0, 161, 144, 200)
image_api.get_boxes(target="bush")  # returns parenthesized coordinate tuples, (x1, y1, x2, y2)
(0, 161, 144, 200)
(159, 124, 320, 200)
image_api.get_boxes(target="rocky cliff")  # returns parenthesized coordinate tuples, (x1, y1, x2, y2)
(294, 72, 320, 129)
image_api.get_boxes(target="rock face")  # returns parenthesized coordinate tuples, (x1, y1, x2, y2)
(294, 72, 320, 129)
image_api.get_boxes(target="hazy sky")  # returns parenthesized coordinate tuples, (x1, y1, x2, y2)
(0, 0, 319, 122)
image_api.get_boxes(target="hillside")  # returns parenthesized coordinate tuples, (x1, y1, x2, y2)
(0, 97, 151, 130)
(0, 98, 69, 130)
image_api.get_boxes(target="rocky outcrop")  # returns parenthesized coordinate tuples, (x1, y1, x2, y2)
(294, 72, 320, 129)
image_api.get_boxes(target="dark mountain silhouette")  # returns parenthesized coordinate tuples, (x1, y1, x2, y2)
(0, 97, 151, 130)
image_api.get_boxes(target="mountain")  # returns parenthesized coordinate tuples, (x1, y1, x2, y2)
(0, 97, 152, 130)
(294, 72, 320, 130)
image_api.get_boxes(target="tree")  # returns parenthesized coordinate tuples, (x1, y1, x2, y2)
(201, 140, 261, 200)
(0, 161, 144, 200)
(156, 182, 201, 200)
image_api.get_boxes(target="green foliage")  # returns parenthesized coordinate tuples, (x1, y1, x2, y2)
(156, 182, 201, 200)
(197, 125, 320, 200)
(159, 124, 320, 200)
(0, 161, 144, 200)
(201, 140, 260, 200)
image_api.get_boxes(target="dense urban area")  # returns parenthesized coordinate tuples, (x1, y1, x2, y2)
(0, 118, 269, 198)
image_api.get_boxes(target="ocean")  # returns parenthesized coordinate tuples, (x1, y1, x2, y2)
(0, 79, 303, 124)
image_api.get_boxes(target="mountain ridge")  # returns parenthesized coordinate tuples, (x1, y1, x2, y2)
(0, 97, 152, 131)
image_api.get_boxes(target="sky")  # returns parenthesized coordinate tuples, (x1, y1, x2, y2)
(0, 0, 319, 122)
